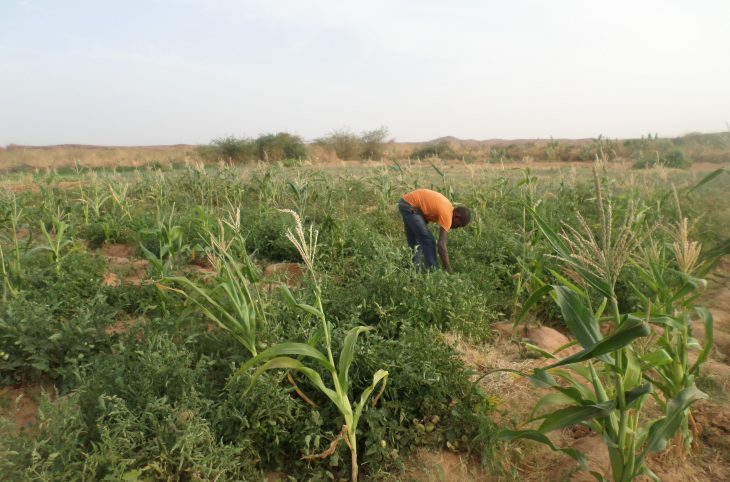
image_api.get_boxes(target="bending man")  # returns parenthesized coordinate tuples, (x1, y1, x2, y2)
(397, 188, 471, 272)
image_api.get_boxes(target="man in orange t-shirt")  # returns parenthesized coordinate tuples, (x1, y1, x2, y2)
(398, 189, 471, 272)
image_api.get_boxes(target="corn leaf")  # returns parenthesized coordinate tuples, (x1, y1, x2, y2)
(553, 285, 604, 352)
(236, 342, 334, 376)
(281, 285, 323, 318)
(338, 326, 375, 391)
(241, 356, 349, 416)
(689, 307, 713, 375)
(527, 205, 613, 298)
(545, 316, 650, 369)
(537, 401, 615, 432)
(640, 384, 707, 457)
(353, 369, 388, 428)
(514, 284, 553, 328)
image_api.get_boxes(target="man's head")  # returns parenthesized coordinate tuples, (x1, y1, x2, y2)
(451, 206, 471, 229)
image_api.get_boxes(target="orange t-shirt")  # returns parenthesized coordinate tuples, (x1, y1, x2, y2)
(402, 189, 453, 231)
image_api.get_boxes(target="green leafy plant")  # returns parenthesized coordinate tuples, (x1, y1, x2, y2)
(161, 214, 264, 357)
(78, 180, 111, 225)
(33, 208, 74, 276)
(501, 166, 709, 481)
(255, 132, 307, 162)
(628, 189, 726, 449)
(236, 209, 388, 482)
(140, 205, 188, 275)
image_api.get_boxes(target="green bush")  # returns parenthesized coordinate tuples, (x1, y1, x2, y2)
(255, 132, 307, 162)
(412, 141, 457, 160)
(317, 130, 362, 160)
(198, 136, 256, 163)
(316, 128, 389, 160)
(360, 127, 389, 160)
(0, 294, 114, 387)
(633, 147, 692, 169)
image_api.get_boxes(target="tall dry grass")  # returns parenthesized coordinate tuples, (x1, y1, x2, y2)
(0, 144, 200, 171)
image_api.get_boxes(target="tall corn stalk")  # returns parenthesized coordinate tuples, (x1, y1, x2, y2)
(500, 165, 708, 481)
(159, 206, 263, 357)
(629, 188, 720, 450)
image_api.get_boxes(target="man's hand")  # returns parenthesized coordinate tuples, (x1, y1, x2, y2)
(437, 228, 452, 273)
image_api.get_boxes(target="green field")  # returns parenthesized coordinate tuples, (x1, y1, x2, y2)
(1, 160, 729, 481)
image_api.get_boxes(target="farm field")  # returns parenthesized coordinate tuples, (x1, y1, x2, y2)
(1, 159, 730, 481)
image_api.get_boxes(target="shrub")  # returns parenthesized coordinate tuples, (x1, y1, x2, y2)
(255, 132, 307, 162)
(317, 130, 362, 160)
(0, 294, 114, 387)
(198, 136, 256, 163)
(411, 142, 457, 160)
(360, 127, 389, 160)
(633, 148, 692, 169)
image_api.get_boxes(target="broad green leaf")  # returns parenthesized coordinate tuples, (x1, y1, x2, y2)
(515, 284, 553, 328)
(646, 314, 685, 331)
(281, 285, 301, 310)
(549, 269, 588, 300)
(545, 316, 650, 369)
(551, 368, 596, 402)
(640, 349, 673, 368)
(553, 285, 603, 351)
(530, 392, 579, 419)
(237, 342, 334, 375)
(625, 383, 652, 408)
(241, 356, 350, 417)
(353, 369, 388, 428)
(623, 349, 642, 390)
(523, 342, 558, 359)
(594, 297, 608, 320)
(281, 286, 323, 318)
(537, 401, 614, 432)
(338, 326, 375, 391)
(641, 384, 707, 457)
(689, 307, 713, 376)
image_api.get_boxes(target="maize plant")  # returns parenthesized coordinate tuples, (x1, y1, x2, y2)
(78, 180, 111, 225)
(31, 208, 73, 276)
(161, 216, 263, 357)
(140, 205, 187, 275)
(628, 189, 725, 449)
(499, 166, 709, 481)
(236, 210, 387, 482)
(0, 193, 27, 299)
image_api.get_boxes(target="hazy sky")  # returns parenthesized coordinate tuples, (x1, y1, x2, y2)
(1, 0, 729, 145)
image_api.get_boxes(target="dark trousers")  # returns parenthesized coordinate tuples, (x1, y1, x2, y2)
(398, 198, 437, 270)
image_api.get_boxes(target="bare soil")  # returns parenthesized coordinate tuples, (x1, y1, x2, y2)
(0, 384, 51, 433)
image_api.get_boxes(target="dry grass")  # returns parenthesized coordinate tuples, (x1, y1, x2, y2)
(0, 144, 199, 171)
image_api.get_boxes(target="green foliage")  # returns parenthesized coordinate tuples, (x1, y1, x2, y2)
(412, 141, 457, 160)
(256, 132, 307, 162)
(360, 127, 389, 160)
(317, 129, 362, 160)
(198, 135, 256, 163)
(1, 156, 728, 480)
(633, 147, 692, 169)
(316, 127, 389, 160)
(0, 294, 114, 386)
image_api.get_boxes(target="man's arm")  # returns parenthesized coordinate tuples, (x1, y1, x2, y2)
(437, 227, 452, 273)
